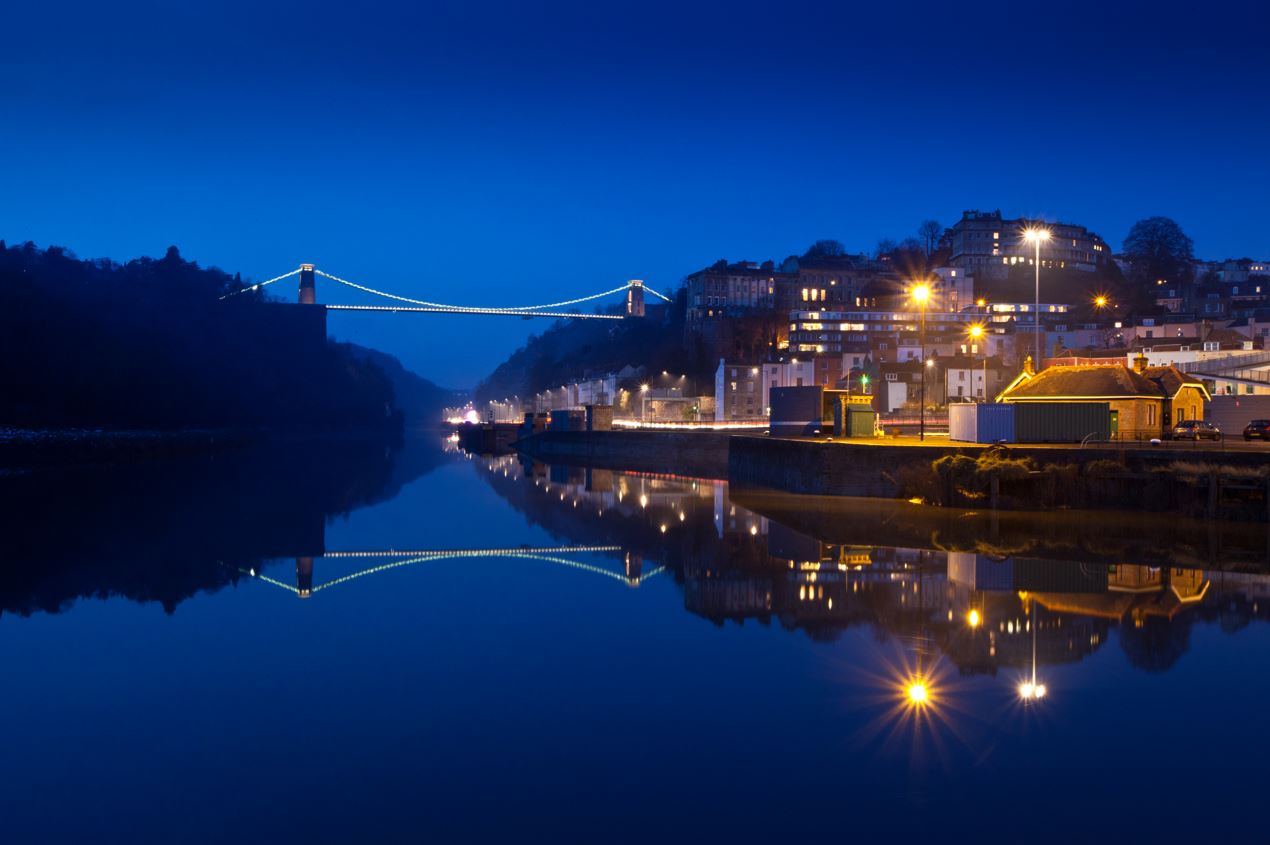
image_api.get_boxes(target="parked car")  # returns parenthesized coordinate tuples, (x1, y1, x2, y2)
(1244, 419, 1270, 441)
(1172, 419, 1222, 441)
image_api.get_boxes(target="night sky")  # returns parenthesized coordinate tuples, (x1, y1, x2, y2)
(4, 1, 1267, 387)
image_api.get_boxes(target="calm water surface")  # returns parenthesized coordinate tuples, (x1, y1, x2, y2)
(3, 436, 1270, 842)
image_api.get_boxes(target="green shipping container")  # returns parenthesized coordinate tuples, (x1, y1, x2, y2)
(833, 403, 877, 437)
(1011, 402, 1110, 443)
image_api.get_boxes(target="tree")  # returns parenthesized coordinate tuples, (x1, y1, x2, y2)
(1123, 216, 1195, 288)
(804, 239, 846, 259)
(917, 220, 942, 257)
(873, 238, 897, 260)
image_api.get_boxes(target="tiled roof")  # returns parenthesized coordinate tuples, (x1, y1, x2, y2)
(1142, 366, 1208, 398)
(1001, 365, 1164, 399)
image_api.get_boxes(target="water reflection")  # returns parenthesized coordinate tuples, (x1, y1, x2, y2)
(468, 451, 1270, 681)
(6, 438, 1270, 839)
(0, 437, 453, 616)
(8, 439, 1268, 687)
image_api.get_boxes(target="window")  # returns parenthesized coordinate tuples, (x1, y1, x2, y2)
(885, 373, 897, 382)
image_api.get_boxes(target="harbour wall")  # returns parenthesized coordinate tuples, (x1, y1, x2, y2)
(514, 430, 1270, 518)
(514, 430, 733, 478)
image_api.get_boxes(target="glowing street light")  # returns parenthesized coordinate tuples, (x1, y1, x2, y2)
(906, 681, 930, 705)
(1023, 227, 1051, 368)
(1093, 294, 1109, 311)
(967, 608, 982, 628)
(967, 323, 987, 401)
(911, 283, 931, 441)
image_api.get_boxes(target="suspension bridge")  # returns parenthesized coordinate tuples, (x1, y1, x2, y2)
(228, 544, 664, 599)
(221, 265, 672, 320)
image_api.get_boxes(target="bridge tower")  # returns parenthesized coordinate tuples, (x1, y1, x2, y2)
(296, 556, 314, 599)
(626, 280, 645, 318)
(625, 551, 643, 586)
(298, 264, 316, 305)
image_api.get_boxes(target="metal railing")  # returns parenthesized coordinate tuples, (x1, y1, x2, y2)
(1179, 350, 1270, 375)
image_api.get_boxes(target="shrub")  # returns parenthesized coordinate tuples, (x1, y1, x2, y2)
(1084, 459, 1128, 476)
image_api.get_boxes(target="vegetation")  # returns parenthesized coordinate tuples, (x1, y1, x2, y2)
(0, 241, 435, 432)
(475, 287, 715, 400)
(1122, 216, 1195, 290)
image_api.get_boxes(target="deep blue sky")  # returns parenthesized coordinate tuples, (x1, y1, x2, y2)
(4, 1, 1268, 387)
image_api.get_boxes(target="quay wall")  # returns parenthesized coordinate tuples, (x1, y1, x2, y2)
(514, 430, 1270, 518)
(728, 436, 1270, 497)
(514, 430, 732, 478)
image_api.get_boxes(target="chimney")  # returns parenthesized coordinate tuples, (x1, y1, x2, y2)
(1022, 355, 1036, 377)
(1133, 352, 1149, 373)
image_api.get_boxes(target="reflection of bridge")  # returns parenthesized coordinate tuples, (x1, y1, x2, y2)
(233, 545, 663, 598)
(221, 265, 672, 320)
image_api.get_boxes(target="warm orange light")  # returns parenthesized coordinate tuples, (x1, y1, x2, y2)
(1023, 227, 1051, 243)
(1094, 295, 1108, 309)
(967, 609, 982, 627)
(906, 682, 929, 704)
(967, 323, 985, 340)
(911, 283, 931, 305)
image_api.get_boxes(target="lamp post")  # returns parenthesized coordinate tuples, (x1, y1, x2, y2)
(968, 323, 986, 402)
(640, 383, 650, 422)
(1023, 227, 1051, 369)
(911, 283, 931, 440)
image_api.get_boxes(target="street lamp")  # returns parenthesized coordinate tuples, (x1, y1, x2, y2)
(967, 323, 986, 402)
(640, 382, 650, 421)
(1023, 227, 1051, 369)
(911, 283, 931, 441)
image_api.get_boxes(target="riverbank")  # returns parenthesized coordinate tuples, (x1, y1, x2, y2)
(513, 429, 732, 478)
(514, 429, 1270, 520)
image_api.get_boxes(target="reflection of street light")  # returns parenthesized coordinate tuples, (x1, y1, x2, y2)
(1023, 227, 1051, 368)
(911, 283, 930, 441)
(967, 608, 982, 628)
(1018, 596, 1047, 703)
(906, 681, 929, 705)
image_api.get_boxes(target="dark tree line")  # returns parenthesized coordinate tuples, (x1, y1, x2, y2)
(0, 241, 402, 431)
(474, 287, 712, 400)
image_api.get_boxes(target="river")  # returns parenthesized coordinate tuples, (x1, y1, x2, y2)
(2, 435, 1269, 841)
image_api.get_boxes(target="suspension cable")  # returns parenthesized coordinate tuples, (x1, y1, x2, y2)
(315, 269, 634, 313)
(218, 268, 301, 300)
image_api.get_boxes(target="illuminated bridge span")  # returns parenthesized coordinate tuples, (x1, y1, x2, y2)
(232, 545, 664, 598)
(221, 265, 672, 320)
